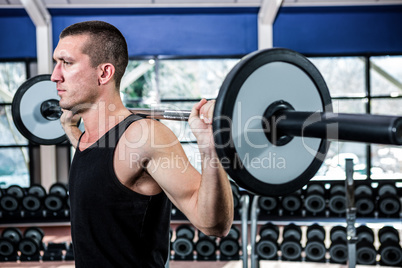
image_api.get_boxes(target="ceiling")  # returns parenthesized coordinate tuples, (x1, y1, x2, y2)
(0, 0, 401, 9)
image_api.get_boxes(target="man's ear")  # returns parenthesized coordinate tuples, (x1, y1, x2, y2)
(98, 63, 115, 85)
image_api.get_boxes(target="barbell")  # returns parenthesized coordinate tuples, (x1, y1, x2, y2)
(11, 48, 402, 196)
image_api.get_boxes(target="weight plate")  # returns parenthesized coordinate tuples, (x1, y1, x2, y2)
(0, 238, 15, 256)
(213, 48, 332, 196)
(219, 238, 239, 257)
(172, 237, 193, 257)
(0, 196, 19, 211)
(44, 195, 64, 211)
(6, 185, 25, 199)
(305, 241, 326, 261)
(258, 196, 278, 211)
(195, 239, 215, 256)
(380, 245, 402, 266)
(12, 75, 67, 145)
(378, 184, 397, 196)
(329, 243, 348, 263)
(256, 240, 277, 259)
(49, 183, 68, 198)
(356, 246, 377, 265)
(27, 185, 47, 199)
(18, 238, 39, 256)
(328, 195, 346, 214)
(22, 195, 41, 212)
(227, 226, 240, 240)
(1, 228, 22, 244)
(280, 240, 302, 260)
(304, 194, 326, 214)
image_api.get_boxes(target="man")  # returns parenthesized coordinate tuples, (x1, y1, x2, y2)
(51, 20, 234, 267)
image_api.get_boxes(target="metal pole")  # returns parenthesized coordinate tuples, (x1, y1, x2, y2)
(345, 158, 357, 268)
(250, 196, 260, 268)
(129, 108, 191, 121)
(240, 195, 250, 268)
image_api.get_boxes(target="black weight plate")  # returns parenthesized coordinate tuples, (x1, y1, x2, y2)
(213, 48, 332, 196)
(12, 74, 67, 145)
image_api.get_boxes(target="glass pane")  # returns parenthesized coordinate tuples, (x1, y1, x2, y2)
(371, 145, 402, 180)
(121, 60, 156, 108)
(158, 59, 239, 99)
(0, 105, 28, 145)
(314, 141, 367, 181)
(0, 147, 29, 189)
(370, 56, 402, 97)
(370, 98, 402, 179)
(309, 57, 365, 98)
(371, 98, 402, 116)
(0, 62, 26, 103)
(331, 99, 366, 114)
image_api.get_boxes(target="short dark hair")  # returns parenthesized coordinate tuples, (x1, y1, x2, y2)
(60, 20, 128, 89)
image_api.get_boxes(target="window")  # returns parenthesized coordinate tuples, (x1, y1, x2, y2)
(121, 58, 239, 172)
(0, 62, 29, 188)
(311, 55, 402, 181)
(370, 56, 402, 180)
(121, 55, 402, 183)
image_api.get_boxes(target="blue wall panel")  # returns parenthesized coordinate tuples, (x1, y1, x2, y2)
(51, 13, 258, 57)
(274, 6, 402, 55)
(1, 6, 402, 59)
(0, 15, 36, 59)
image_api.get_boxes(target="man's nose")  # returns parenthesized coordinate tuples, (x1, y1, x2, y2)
(50, 63, 62, 82)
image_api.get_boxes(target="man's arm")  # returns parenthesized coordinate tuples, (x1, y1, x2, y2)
(60, 109, 82, 148)
(143, 100, 234, 237)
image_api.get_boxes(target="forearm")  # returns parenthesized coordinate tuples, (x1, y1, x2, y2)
(195, 145, 234, 237)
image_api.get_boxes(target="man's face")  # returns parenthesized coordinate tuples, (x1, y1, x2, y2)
(51, 34, 100, 111)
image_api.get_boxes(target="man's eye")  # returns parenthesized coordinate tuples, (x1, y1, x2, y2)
(63, 61, 71, 65)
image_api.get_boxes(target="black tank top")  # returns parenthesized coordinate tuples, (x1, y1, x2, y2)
(69, 114, 172, 268)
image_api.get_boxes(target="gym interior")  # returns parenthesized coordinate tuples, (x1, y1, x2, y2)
(0, 0, 401, 267)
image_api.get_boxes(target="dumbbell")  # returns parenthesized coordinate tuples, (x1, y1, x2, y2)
(44, 183, 68, 217)
(356, 225, 375, 244)
(329, 226, 348, 264)
(378, 226, 402, 267)
(303, 183, 326, 216)
(327, 184, 346, 216)
(356, 225, 377, 265)
(258, 196, 279, 216)
(43, 242, 68, 261)
(219, 225, 241, 261)
(355, 184, 375, 217)
(21, 184, 47, 216)
(255, 222, 279, 260)
(280, 223, 302, 261)
(18, 227, 45, 261)
(0, 185, 25, 216)
(305, 224, 327, 262)
(172, 224, 194, 260)
(377, 183, 401, 218)
(281, 190, 303, 216)
(0, 237, 18, 262)
(0, 227, 22, 262)
(195, 231, 217, 260)
(64, 242, 74, 261)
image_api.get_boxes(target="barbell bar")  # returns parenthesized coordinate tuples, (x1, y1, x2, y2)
(11, 48, 402, 196)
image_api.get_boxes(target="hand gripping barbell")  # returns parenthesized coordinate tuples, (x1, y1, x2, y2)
(11, 48, 402, 196)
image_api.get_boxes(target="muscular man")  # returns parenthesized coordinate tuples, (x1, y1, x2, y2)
(51, 20, 234, 267)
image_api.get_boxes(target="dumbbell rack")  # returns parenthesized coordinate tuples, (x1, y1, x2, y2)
(248, 159, 402, 268)
(168, 194, 250, 267)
